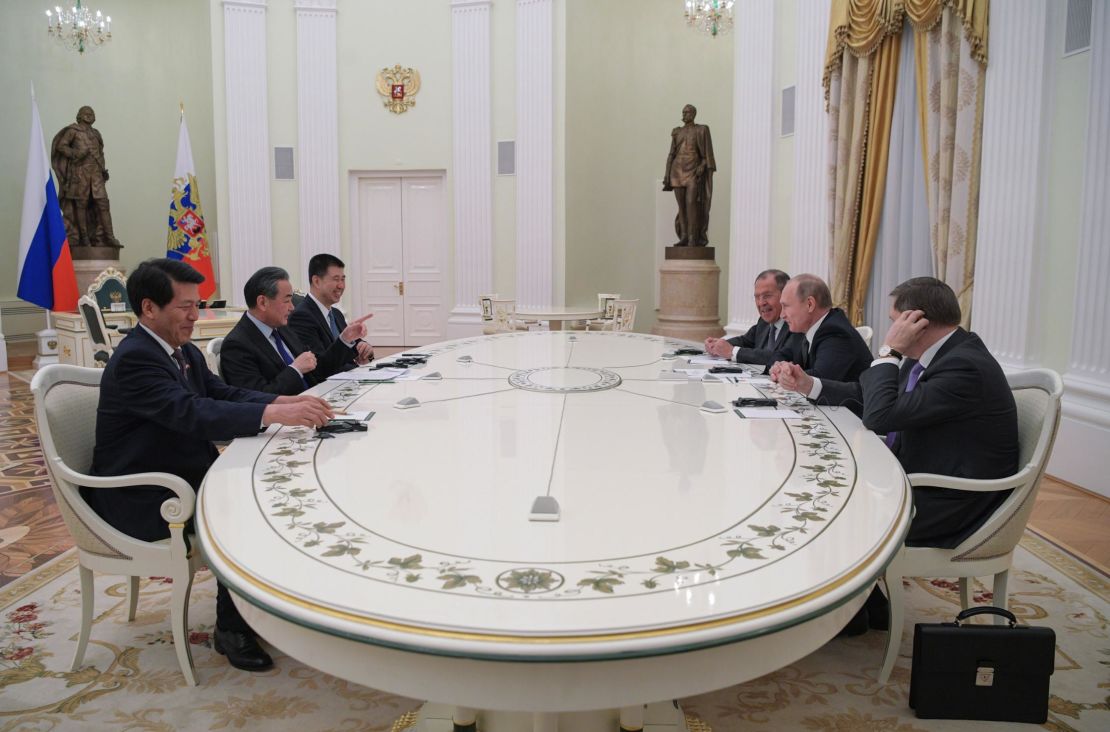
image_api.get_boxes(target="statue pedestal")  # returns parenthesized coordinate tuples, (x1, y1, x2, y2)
(71, 247, 123, 298)
(651, 246, 725, 342)
(33, 328, 60, 369)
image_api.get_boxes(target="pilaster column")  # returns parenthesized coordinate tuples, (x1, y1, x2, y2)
(1054, 0, 1110, 494)
(791, 0, 831, 280)
(726, 0, 775, 335)
(448, 0, 493, 334)
(515, 0, 554, 310)
(295, 0, 339, 281)
(223, 0, 273, 307)
(970, 0, 1053, 368)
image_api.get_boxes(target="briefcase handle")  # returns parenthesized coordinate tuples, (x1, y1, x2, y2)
(954, 606, 1018, 627)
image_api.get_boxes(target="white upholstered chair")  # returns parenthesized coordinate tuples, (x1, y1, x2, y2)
(78, 295, 122, 367)
(31, 364, 202, 685)
(587, 298, 638, 332)
(206, 336, 225, 377)
(479, 294, 501, 334)
(574, 293, 622, 331)
(855, 325, 873, 349)
(489, 298, 530, 333)
(876, 368, 1064, 684)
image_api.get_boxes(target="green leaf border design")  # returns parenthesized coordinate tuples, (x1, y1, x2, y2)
(250, 335, 855, 600)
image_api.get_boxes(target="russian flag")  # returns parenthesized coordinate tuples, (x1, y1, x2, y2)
(17, 88, 78, 313)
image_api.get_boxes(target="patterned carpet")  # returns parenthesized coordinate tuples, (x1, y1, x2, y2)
(0, 372, 73, 590)
(0, 532, 1105, 731)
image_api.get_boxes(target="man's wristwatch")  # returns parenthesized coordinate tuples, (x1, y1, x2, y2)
(878, 344, 903, 360)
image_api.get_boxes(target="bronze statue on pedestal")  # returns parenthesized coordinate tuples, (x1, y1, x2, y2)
(663, 104, 716, 247)
(51, 106, 122, 249)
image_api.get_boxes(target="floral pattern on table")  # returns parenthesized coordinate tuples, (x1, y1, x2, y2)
(251, 388, 862, 601)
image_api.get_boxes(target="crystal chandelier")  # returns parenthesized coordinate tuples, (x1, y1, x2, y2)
(685, 0, 734, 38)
(45, 1, 112, 54)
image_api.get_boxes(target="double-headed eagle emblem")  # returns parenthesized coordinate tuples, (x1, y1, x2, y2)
(375, 65, 421, 114)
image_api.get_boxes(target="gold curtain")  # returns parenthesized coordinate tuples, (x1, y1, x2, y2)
(849, 35, 901, 325)
(828, 53, 873, 312)
(914, 7, 987, 327)
(823, 0, 988, 324)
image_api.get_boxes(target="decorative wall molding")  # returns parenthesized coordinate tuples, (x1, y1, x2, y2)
(791, 0, 831, 281)
(1052, 0, 1110, 497)
(447, 0, 493, 336)
(971, 0, 1054, 369)
(515, 0, 554, 311)
(295, 0, 340, 282)
(725, 0, 776, 335)
(223, 0, 273, 307)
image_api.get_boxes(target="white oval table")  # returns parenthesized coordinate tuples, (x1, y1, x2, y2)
(197, 331, 911, 732)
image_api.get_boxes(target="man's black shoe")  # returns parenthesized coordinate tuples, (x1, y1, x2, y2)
(837, 606, 870, 637)
(214, 628, 274, 671)
(865, 586, 890, 631)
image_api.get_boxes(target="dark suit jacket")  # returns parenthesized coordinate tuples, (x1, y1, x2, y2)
(287, 296, 358, 378)
(814, 328, 1019, 548)
(726, 319, 799, 368)
(84, 326, 275, 541)
(220, 313, 314, 395)
(777, 308, 872, 382)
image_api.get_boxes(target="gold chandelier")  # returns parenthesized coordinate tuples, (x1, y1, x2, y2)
(45, 0, 112, 54)
(684, 0, 734, 38)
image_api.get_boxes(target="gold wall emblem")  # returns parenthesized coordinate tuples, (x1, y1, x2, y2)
(375, 65, 421, 114)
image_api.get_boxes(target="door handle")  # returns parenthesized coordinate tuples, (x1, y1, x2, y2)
(397, 281, 405, 296)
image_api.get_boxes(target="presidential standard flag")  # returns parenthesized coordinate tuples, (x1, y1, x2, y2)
(17, 88, 79, 312)
(166, 111, 216, 299)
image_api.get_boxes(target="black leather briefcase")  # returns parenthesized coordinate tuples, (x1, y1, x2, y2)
(909, 606, 1055, 723)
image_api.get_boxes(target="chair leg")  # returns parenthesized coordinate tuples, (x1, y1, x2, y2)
(71, 565, 94, 672)
(169, 567, 198, 686)
(993, 571, 1009, 624)
(126, 576, 139, 621)
(958, 577, 971, 610)
(878, 567, 904, 684)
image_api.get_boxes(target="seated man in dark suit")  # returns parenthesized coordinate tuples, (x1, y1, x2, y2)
(83, 258, 334, 670)
(778, 277, 1019, 632)
(704, 268, 800, 370)
(288, 253, 374, 378)
(769, 273, 873, 383)
(221, 266, 328, 394)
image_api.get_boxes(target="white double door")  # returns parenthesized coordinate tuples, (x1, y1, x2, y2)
(352, 174, 448, 347)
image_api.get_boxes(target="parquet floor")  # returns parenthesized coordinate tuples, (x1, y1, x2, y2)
(1, 351, 1105, 590)
(1028, 476, 1110, 575)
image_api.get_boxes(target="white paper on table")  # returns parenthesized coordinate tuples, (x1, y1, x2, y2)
(747, 378, 774, 387)
(327, 367, 408, 382)
(735, 407, 805, 419)
(332, 410, 373, 421)
(686, 355, 730, 365)
(671, 368, 711, 378)
(393, 371, 430, 381)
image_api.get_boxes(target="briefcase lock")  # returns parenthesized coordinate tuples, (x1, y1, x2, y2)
(975, 665, 995, 687)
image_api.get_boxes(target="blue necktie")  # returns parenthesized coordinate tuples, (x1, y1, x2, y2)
(328, 309, 340, 339)
(884, 361, 925, 449)
(272, 331, 309, 389)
